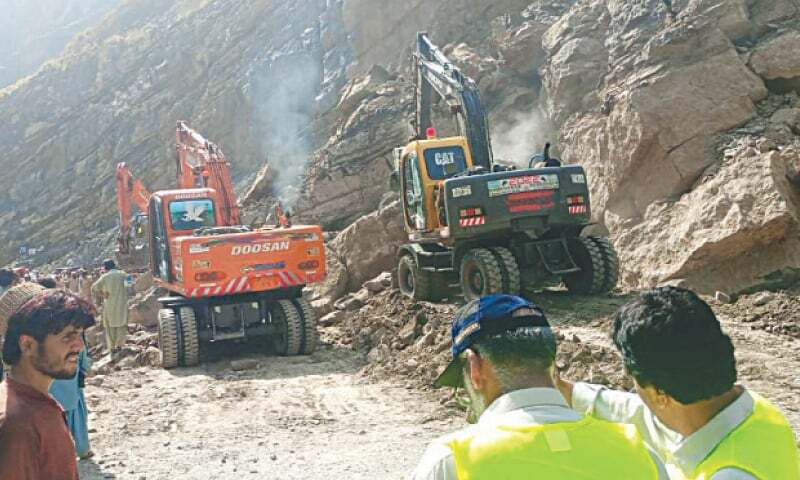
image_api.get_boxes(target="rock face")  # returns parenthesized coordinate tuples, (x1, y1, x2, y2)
(0, 0, 330, 266)
(2, 0, 800, 294)
(0, 0, 125, 88)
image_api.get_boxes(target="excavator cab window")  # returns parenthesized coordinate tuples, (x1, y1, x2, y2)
(423, 146, 468, 180)
(402, 152, 427, 231)
(149, 197, 172, 281)
(168, 199, 216, 231)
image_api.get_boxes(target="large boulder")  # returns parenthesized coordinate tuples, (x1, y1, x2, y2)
(329, 200, 406, 294)
(615, 144, 800, 293)
(127, 286, 163, 328)
(748, 30, 800, 81)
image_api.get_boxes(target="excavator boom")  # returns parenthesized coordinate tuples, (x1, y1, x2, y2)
(414, 32, 494, 170)
(175, 121, 241, 226)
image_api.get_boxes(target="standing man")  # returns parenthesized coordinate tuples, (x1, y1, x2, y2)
(412, 294, 666, 479)
(92, 259, 129, 359)
(0, 284, 95, 479)
(80, 270, 93, 305)
(555, 287, 800, 479)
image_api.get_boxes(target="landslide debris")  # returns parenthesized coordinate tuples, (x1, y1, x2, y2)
(322, 277, 631, 393)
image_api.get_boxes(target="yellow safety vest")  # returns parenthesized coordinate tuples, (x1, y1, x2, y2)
(449, 416, 659, 479)
(671, 394, 800, 480)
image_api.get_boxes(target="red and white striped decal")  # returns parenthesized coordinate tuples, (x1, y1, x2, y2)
(459, 216, 486, 227)
(188, 276, 251, 298)
(568, 205, 588, 215)
(277, 271, 307, 287)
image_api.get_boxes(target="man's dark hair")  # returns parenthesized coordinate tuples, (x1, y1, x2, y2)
(467, 326, 557, 389)
(2, 290, 96, 365)
(612, 287, 736, 404)
(103, 259, 116, 271)
(37, 277, 58, 289)
(0, 269, 18, 288)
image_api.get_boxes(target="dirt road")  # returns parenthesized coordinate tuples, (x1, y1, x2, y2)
(79, 289, 799, 480)
(78, 347, 460, 480)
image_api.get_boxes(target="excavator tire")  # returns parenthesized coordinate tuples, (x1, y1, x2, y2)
(398, 254, 434, 301)
(269, 300, 303, 356)
(460, 248, 504, 301)
(292, 298, 318, 355)
(179, 306, 200, 367)
(588, 236, 619, 293)
(158, 308, 179, 369)
(563, 237, 607, 295)
(489, 247, 521, 296)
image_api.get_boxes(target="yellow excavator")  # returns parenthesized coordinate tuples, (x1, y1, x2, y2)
(392, 33, 619, 301)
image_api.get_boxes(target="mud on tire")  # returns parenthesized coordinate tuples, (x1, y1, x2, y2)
(489, 246, 521, 295)
(563, 237, 607, 294)
(158, 308, 179, 369)
(588, 236, 619, 293)
(459, 248, 504, 301)
(269, 300, 304, 356)
(179, 306, 200, 367)
(398, 254, 434, 301)
(292, 298, 318, 355)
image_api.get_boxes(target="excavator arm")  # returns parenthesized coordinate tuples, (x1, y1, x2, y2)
(414, 32, 494, 170)
(116, 163, 151, 254)
(175, 121, 241, 226)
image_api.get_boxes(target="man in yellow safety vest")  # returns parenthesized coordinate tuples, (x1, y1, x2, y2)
(555, 287, 800, 480)
(411, 294, 668, 479)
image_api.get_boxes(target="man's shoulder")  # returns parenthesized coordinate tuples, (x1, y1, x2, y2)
(417, 426, 478, 466)
(412, 426, 476, 480)
(0, 395, 38, 440)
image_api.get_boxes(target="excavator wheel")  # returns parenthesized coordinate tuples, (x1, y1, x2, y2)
(489, 247, 521, 296)
(563, 237, 607, 295)
(398, 254, 434, 301)
(179, 306, 200, 367)
(588, 236, 619, 293)
(157, 308, 179, 369)
(292, 298, 318, 355)
(459, 248, 504, 301)
(268, 300, 304, 356)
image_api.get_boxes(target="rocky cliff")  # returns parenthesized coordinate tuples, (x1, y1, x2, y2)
(2, 0, 799, 293)
(0, 0, 125, 88)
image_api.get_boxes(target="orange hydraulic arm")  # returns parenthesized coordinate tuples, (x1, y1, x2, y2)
(175, 121, 241, 226)
(116, 163, 152, 254)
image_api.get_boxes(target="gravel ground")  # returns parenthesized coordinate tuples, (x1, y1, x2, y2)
(79, 288, 799, 480)
(78, 347, 460, 480)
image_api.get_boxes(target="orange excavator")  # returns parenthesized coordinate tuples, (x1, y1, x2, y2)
(116, 164, 151, 271)
(116, 121, 326, 368)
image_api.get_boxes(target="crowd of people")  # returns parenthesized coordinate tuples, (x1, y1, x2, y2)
(0, 260, 131, 479)
(0, 260, 798, 478)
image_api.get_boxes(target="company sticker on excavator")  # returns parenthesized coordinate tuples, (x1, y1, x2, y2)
(451, 185, 472, 198)
(486, 174, 559, 197)
(189, 244, 210, 254)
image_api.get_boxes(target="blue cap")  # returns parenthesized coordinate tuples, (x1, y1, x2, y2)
(434, 294, 550, 388)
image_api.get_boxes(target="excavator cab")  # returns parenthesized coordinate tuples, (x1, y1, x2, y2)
(395, 134, 474, 238)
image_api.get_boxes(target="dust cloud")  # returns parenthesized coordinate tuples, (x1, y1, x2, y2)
(251, 27, 322, 208)
(490, 110, 550, 168)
